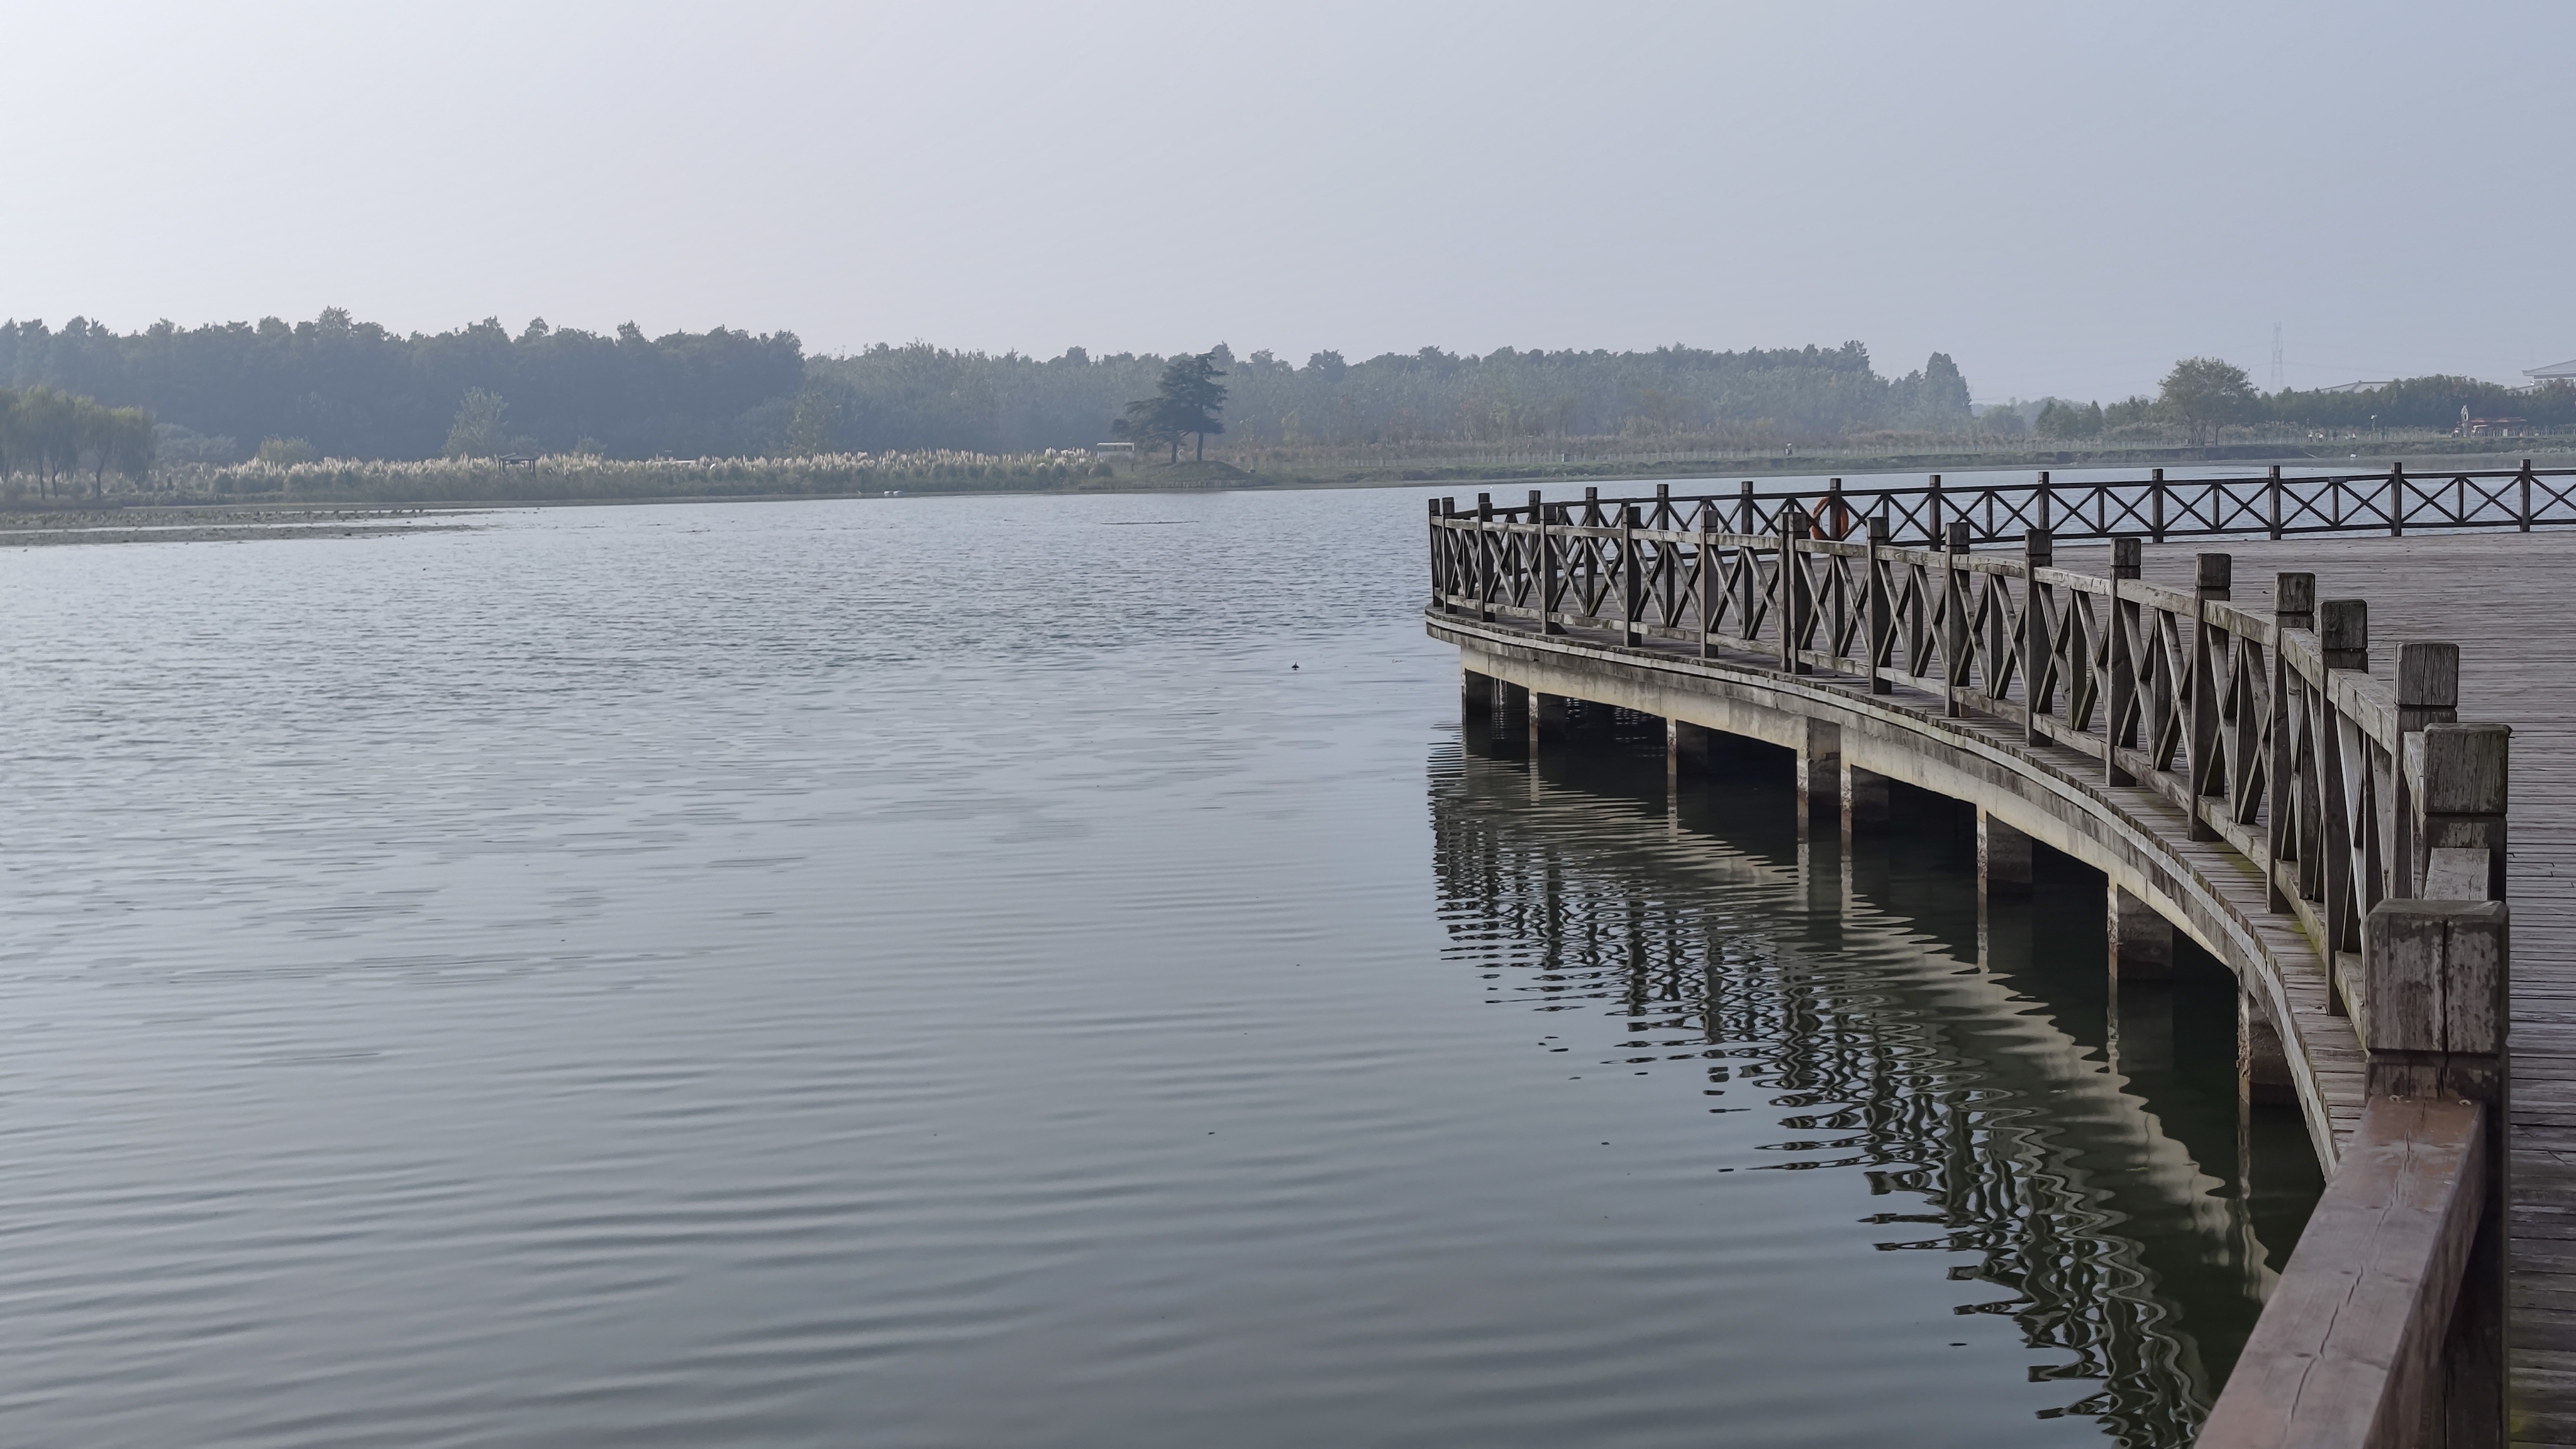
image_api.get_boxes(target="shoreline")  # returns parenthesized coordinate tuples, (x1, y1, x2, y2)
(3, 443, 2566, 537)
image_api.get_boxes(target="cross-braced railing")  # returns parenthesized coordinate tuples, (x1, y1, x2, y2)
(1433, 459, 2576, 553)
(1429, 489, 2506, 1008)
(1428, 487, 2516, 1445)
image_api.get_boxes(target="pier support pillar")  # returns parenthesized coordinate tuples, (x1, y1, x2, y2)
(1976, 868, 2029, 977)
(1796, 719, 1840, 837)
(2107, 887, 2174, 983)
(1841, 763, 1890, 841)
(1528, 692, 1570, 750)
(2109, 975, 2175, 1083)
(2240, 992, 2296, 1108)
(1461, 667, 1498, 721)
(1977, 808, 2031, 897)
(1668, 719, 1712, 781)
(1497, 681, 1528, 733)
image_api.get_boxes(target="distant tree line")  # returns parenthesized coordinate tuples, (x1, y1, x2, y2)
(2023, 360, 2576, 445)
(0, 311, 802, 463)
(1, 310, 1980, 462)
(799, 341, 1974, 454)
(0, 386, 155, 497)
(19, 308, 2555, 467)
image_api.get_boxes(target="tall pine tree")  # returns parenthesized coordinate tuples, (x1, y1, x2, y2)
(1116, 352, 1228, 463)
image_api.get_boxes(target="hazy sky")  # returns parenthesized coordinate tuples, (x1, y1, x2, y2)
(8, 2, 2565, 403)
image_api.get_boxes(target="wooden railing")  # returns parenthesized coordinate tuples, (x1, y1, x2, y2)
(1428, 486, 2512, 1445)
(1431, 460, 2576, 548)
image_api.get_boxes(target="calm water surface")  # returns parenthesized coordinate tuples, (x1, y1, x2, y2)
(0, 487, 2315, 1447)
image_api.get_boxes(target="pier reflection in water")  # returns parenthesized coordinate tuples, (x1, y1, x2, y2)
(1438, 706, 2320, 1447)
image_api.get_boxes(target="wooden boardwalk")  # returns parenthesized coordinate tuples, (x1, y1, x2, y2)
(1430, 492, 2576, 1443)
(2104, 533, 2576, 1447)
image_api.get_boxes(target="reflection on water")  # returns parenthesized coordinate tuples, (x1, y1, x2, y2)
(1436, 709, 2319, 1446)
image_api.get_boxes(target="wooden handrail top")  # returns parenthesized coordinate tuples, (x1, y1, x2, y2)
(2199, 1096, 2488, 1449)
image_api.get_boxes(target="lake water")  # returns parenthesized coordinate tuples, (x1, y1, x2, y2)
(0, 486, 2316, 1448)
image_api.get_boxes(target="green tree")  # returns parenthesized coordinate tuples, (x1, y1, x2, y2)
(2157, 357, 2257, 445)
(2034, 399, 2103, 440)
(1117, 351, 1228, 463)
(786, 385, 845, 457)
(75, 399, 115, 496)
(15, 386, 79, 496)
(106, 407, 156, 489)
(0, 387, 152, 497)
(1889, 352, 1972, 431)
(0, 388, 14, 488)
(1110, 401, 1177, 460)
(2102, 395, 2156, 431)
(442, 387, 516, 458)
(257, 436, 316, 465)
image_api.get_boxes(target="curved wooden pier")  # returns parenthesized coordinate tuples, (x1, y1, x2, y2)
(1426, 466, 2576, 1446)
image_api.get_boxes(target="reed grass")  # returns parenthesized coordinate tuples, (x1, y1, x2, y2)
(28, 450, 1118, 506)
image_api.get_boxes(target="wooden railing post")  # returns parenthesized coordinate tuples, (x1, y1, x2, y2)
(2189, 552, 2231, 840)
(1926, 473, 1943, 548)
(2410, 723, 2509, 906)
(2392, 641, 2461, 900)
(2521, 458, 2535, 532)
(2106, 536, 2142, 787)
(1475, 493, 1496, 622)
(1826, 477, 1846, 539)
(2268, 464, 2284, 540)
(2150, 467, 2167, 543)
(2319, 598, 2370, 969)
(1535, 494, 1562, 636)
(1696, 502, 1718, 658)
(1737, 479, 1755, 535)
(1737, 491, 1759, 642)
(1619, 504, 1643, 647)
(1428, 498, 1446, 613)
(2022, 528, 2053, 745)
(2390, 462, 2409, 538)
(2365, 887, 2509, 1447)
(2323, 597, 2368, 672)
(1866, 513, 1893, 694)
(2270, 572, 2316, 911)
(1781, 505, 1811, 675)
(2036, 470, 2053, 535)
(1942, 520, 1969, 717)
